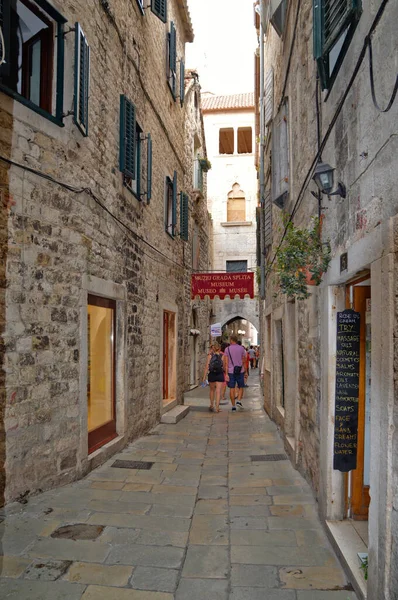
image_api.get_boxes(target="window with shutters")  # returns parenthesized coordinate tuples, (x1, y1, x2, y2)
(180, 192, 189, 241)
(120, 95, 142, 198)
(237, 127, 253, 154)
(165, 172, 177, 237)
(167, 21, 177, 99)
(271, 99, 289, 210)
(219, 128, 234, 154)
(151, 0, 167, 23)
(74, 23, 90, 137)
(0, 0, 66, 124)
(313, 0, 361, 91)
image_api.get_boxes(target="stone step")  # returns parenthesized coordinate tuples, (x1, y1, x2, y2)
(161, 405, 190, 424)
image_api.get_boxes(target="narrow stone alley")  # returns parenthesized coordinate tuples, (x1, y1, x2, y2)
(0, 376, 357, 599)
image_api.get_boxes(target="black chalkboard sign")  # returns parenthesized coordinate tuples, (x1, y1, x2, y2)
(333, 309, 361, 472)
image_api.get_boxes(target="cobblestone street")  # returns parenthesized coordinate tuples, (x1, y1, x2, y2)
(0, 376, 358, 599)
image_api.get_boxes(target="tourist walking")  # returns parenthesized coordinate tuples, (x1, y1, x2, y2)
(225, 335, 247, 411)
(248, 345, 256, 369)
(203, 342, 228, 412)
(220, 342, 229, 401)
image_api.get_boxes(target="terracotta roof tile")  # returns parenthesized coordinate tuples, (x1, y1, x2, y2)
(201, 92, 255, 112)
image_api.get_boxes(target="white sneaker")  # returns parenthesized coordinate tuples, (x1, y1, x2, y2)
(236, 401, 243, 409)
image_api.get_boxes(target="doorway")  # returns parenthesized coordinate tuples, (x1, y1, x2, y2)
(87, 295, 117, 453)
(189, 309, 198, 388)
(163, 310, 177, 405)
(345, 276, 371, 521)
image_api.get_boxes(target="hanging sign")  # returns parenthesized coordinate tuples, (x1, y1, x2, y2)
(333, 309, 361, 472)
(191, 272, 254, 300)
(210, 323, 222, 337)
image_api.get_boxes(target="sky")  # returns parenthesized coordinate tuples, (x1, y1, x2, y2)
(186, 0, 257, 95)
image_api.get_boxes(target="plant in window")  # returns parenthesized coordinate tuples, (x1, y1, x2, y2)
(274, 215, 331, 300)
(198, 157, 211, 172)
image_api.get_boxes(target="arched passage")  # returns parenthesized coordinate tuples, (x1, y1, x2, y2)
(221, 315, 259, 346)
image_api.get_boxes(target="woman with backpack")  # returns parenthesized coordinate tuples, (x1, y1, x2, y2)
(202, 342, 228, 413)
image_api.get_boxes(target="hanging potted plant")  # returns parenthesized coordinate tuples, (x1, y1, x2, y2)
(199, 157, 212, 172)
(275, 215, 331, 300)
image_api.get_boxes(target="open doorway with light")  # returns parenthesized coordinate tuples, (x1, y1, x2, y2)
(163, 310, 177, 406)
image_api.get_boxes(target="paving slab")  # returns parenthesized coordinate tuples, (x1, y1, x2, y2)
(194, 499, 228, 514)
(106, 544, 184, 568)
(64, 562, 132, 586)
(189, 514, 229, 545)
(27, 537, 110, 563)
(0, 579, 86, 599)
(0, 555, 32, 578)
(279, 565, 350, 589)
(182, 545, 229, 578)
(230, 529, 296, 546)
(229, 504, 270, 517)
(296, 592, 357, 599)
(231, 564, 279, 587)
(175, 578, 229, 600)
(130, 567, 179, 592)
(81, 586, 173, 599)
(230, 588, 296, 600)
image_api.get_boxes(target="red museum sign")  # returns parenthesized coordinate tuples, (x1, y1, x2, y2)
(191, 272, 254, 300)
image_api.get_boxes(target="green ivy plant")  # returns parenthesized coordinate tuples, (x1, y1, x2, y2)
(275, 215, 331, 300)
(359, 555, 368, 580)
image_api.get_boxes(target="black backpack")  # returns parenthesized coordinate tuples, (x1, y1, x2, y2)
(209, 353, 223, 374)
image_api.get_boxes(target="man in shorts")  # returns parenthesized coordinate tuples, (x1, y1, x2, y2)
(225, 335, 247, 411)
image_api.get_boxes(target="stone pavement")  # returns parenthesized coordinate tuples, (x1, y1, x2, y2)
(0, 376, 358, 599)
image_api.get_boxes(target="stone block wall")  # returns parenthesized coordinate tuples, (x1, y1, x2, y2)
(0, 0, 209, 503)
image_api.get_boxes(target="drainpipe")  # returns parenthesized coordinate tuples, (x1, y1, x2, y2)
(259, 0, 266, 299)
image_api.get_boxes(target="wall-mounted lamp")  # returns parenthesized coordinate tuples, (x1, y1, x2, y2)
(312, 162, 346, 198)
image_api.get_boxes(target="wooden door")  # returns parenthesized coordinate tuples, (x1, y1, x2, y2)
(346, 284, 371, 519)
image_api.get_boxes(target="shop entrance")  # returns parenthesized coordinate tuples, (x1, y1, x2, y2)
(163, 310, 177, 405)
(87, 295, 117, 453)
(345, 275, 371, 520)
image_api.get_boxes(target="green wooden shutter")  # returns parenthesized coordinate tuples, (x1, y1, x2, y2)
(264, 190, 272, 247)
(151, 0, 167, 23)
(0, 0, 11, 77)
(180, 60, 185, 106)
(313, 0, 361, 89)
(74, 23, 90, 136)
(180, 192, 189, 241)
(119, 95, 136, 179)
(271, 101, 289, 209)
(146, 133, 152, 204)
(172, 170, 177, 235)
(324, 0, 358, 52)
(169, 22, 176, 72)
(168, 21, 176, 97)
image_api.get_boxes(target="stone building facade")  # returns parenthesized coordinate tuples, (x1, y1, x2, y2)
(202, 93, 259, 342)
(183, 69, 212, 388)
(255, 0, 398, 598)
(0, 0, 211, 505)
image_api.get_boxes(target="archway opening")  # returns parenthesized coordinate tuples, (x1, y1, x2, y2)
(222, 316, 258, 347)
